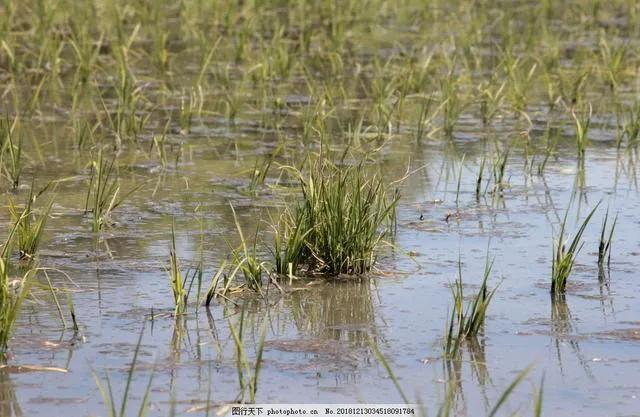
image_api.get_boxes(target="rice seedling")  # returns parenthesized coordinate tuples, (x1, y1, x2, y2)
(65, 290, 80, 332)
(571, 103, 592, 159)
(168, 223, 187, 316)
(275, 157, 400, 276)
(7, 185, 54, 261)
(0, 216, 34, 362)
(598, 36, 627, 91)
(68, 25, 104, 90)
(222, 89, 241, 123)
(230, 204, 267, 293)
(618, 100, 640, 148)
(490, 146, 509, 195)
(478, 80, 506, 125)
(558, 69, 590, 105)
(178, 87, 203, 135)
(272, 207, 310, 280)
(505, 59, 537, 113)
(414, 96, 440, 142)
(537, 122, 560, 176)
(108, 65, 149, 144)
(92, 325, 154, 417)
(167, 223, 204, 316)
(73, 118, 96, 150)
(443, 257, 497, 358)
(597, 209, 617, 269)
(84, 151, 139, 232)
(475, 154, 487, 200)
(247, 153, 276, 195)
(0, 115, 23, 189)
(551, 204, 599, 297)
(440, 70, 465, 137)
(202, 259, 234, 308)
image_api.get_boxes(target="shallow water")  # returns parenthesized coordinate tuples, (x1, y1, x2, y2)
(2, 2, 640, 416)
(2, 135, 639, 417)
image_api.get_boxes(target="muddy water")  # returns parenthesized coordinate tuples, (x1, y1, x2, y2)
(1, 119, 639, 417)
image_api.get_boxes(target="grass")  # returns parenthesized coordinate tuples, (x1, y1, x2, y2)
(491, 147, 509, 195)
(272, 207, 310, 279)
(168, 223, 187, 316)
(618, 101, 640, 147)
(8, 183, 54, 261)
(247, 152, 277, 195)
(598, 208, 617, 269)
(167, 223, 204, 316)
(275, 157, 400, 276)
(229, 204, 267, 293)
(0, 214, 35, 362)
(84, 151, 139, 232)
(571, 103, 592, 159)
(551, 204, 599, 297)
(0, 115, 23, 189)
(444, 256, 497, 358)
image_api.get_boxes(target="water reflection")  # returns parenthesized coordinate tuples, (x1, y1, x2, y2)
(0, 371, 22, 417)
(550, 295, 593, 379)
(442, 336, 493, 416)
(598, 265, 616, 319)
(285, 279, 377, 346)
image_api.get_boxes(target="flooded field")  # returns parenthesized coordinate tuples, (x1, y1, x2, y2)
(1, 1, 640, 416)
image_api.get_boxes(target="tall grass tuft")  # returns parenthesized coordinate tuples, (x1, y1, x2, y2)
(443, 257, 497, 358)
(276, 158, 399, 276)
(551, 205, 598, 297)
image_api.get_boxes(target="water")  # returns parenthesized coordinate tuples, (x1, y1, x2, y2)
(2, 134, 639, 416)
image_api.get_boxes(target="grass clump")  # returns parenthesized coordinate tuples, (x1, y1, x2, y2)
(443, 257, 497, 358)
(276, 157, 399, 277)
(551, 205, 598, 297)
